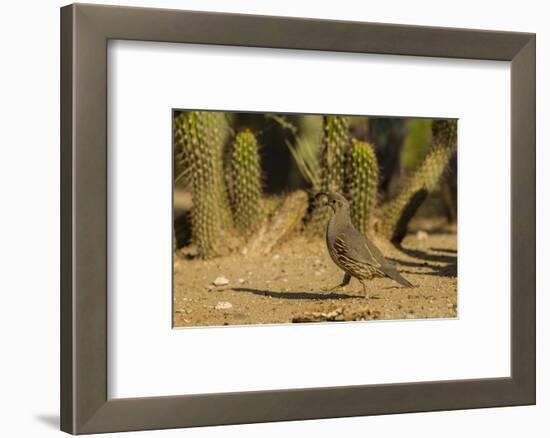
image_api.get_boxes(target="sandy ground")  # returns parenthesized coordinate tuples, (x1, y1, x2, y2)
(173, 219, 457, 327)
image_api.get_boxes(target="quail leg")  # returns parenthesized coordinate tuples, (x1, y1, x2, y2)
(361, 281, 370, 299)
(324, 272, 351, 292)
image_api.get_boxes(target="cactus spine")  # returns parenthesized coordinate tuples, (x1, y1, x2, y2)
(380, 119, 457, 244)
(228, 129, 262, 232)
(348, 139, 379, 236)
(307, 115, 350, 235)
(174, 111, 231, 258)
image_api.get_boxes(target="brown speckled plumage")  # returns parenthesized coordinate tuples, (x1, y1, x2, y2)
(331, 235, 386, 281)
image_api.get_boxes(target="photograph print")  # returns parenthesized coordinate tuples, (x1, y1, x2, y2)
(173, 111, 457, 327)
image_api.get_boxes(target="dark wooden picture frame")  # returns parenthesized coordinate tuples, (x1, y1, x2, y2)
(60, 3, 536, 434)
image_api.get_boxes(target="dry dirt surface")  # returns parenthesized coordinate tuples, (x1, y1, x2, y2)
(173, 221, 457, 327)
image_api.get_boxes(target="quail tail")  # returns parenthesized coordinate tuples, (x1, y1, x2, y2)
(383, 266, 414, 288)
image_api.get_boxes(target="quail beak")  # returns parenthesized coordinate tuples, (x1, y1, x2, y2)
(314, 192, 329, 207)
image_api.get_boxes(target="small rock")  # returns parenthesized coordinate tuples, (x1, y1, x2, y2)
(314, 271, 322, 276)
(416, 230, 429, 241)
(238, 278, 245, 284)
(215, 301, 233, 310)
(272, 254, 281, 261)
(213, 276, 229, 286)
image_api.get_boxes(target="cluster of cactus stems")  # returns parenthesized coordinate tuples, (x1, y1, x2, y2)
(174, 111, 231, 258)
(227, 129, 262, 232)
(348, 139, 379, 236)
(307, 115, 350, 235)
(174, 110, 457, 257)
(379, 119, 457, 244)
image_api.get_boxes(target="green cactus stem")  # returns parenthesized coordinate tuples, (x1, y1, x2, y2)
(432, 119, 458, 149)
(307, 115, 350, 235)
(348, 139, 379, 235)
(228, 129, 262, 232)
(320, 115, 350, 193)
(380, 119, 457, 244)
(173, 111, 231, 258)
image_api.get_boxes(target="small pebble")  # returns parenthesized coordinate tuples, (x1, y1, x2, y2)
(416, 230, 429, 241)
(215, 301, 233, 310)
(213, 276, 229, 286)
(238, 278, 245, 284)
(272, 254, 281, 261)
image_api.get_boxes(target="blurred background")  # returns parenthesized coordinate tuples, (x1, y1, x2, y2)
(173, 112, 457, 253)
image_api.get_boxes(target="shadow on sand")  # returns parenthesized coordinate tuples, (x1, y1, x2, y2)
(230, 287, 363, 300)
(387, 245, 457, 278)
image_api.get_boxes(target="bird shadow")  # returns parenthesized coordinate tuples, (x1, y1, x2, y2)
(230, 287, 363, 300)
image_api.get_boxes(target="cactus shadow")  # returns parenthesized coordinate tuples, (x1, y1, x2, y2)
(230, 287, 362, 300)
(398, 266, 456, 278)
(388, 245, 457, 278)
(430, 247, 457, 254)
(392, 247, 457, 265)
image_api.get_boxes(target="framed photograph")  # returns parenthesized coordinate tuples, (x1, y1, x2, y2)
(60, 3, 535, 434)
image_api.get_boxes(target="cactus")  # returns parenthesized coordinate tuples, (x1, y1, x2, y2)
(320, 115, 350, 193)
(173, 111, 231, 258)
(432, 119, 458, 149)
(307, 115, 350, 235)
(379, 119, 457, 244)
(227, 129, 262, 232)
(173, 113, 191, 186)
(348, 139, 379, 235)
(401, 119, 432, 172)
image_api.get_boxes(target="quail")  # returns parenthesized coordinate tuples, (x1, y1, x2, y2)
(317, 192, 413, 296)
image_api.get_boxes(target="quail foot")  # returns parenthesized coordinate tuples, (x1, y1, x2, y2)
(317, 192, 413, 297)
